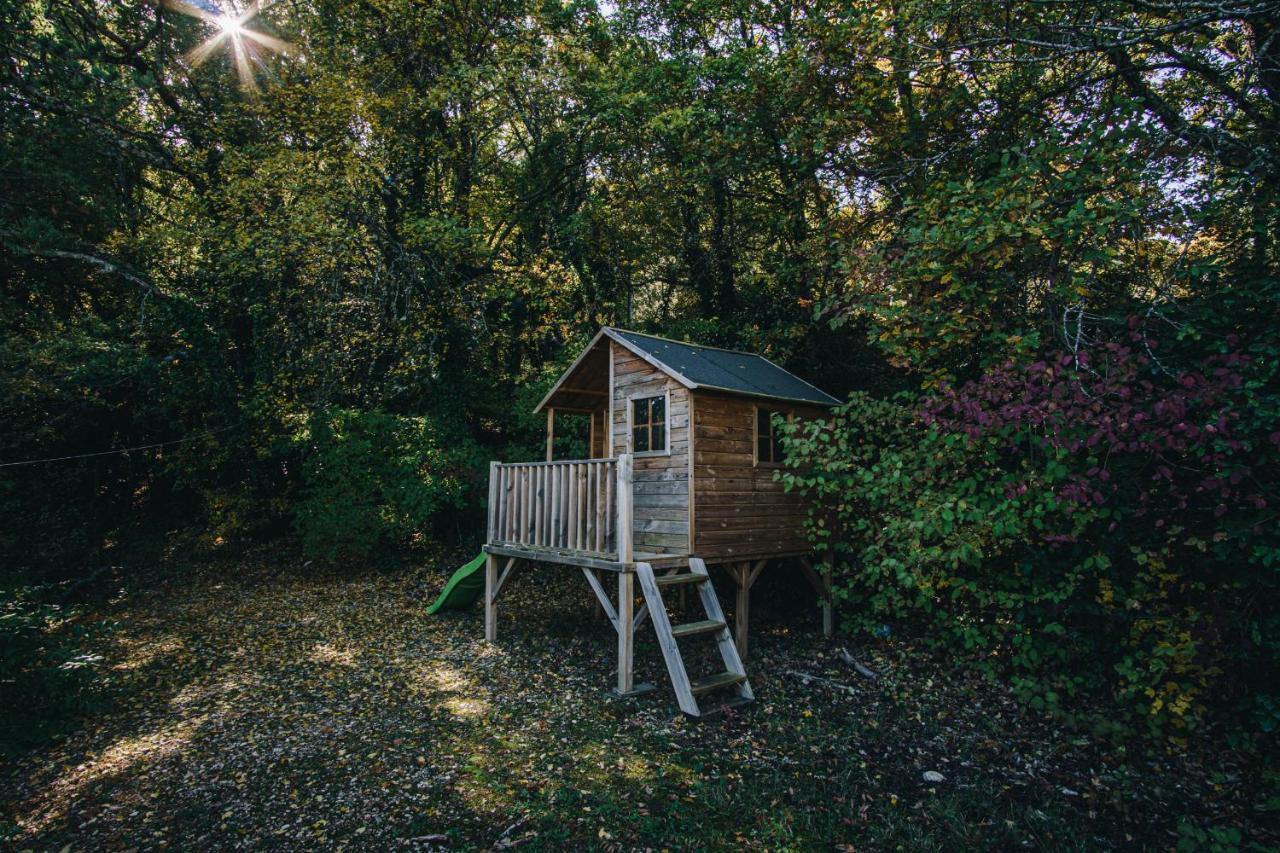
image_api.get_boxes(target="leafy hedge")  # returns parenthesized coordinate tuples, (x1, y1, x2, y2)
(780, 327, 1279, 740)
(0, 589, 106, 754)
(292, 409, 485, 565)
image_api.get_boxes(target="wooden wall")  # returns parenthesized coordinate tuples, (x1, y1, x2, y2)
(690, 391, 823, 561)
(610, 341, 690, 555)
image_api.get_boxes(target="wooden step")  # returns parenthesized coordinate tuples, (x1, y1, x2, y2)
(690, 671, 747, 695)
(634, 559, 753, 718)
(654, 573, 706, 587)
(671, 619, 727, 638)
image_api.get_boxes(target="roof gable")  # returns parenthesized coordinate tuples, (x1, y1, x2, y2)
(534, 327, 840, 413)
(607, 329, 840, 406)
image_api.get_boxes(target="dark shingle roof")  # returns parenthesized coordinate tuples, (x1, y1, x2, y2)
(607, 328, 839, 407)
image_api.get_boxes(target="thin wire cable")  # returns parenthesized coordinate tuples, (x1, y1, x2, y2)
(0, 425, 237, 469)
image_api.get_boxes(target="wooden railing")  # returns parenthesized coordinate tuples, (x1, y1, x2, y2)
(487, 454, 634, 561)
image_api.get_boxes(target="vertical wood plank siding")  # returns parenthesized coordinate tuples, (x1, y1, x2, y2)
(610, 341, 690, 554)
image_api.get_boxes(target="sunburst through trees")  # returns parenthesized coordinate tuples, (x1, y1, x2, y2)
(167, 0, 293, 92)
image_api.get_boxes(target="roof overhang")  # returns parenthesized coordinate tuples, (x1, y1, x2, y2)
(534, 327, 840, 413)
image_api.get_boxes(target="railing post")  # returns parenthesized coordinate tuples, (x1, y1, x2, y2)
(487, 461, 499, 543)
(616, 453, 633, 564)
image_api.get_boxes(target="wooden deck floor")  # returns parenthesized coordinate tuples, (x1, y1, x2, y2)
(482, 542, 690, 571)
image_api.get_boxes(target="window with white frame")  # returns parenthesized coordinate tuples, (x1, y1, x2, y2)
(630, 394, 667, 454)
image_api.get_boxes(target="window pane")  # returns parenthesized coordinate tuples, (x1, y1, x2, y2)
(633, 426, 649, 452)
(757, 435, 771, 462)
(633, 398, 649, 428)
(651, 424, 665, 451)
(772, 433, 784, 464)
(651, 395, 665, 425)
(756, 407, 770, 441)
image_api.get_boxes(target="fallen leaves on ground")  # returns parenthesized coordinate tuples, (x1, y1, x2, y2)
(1, 546, 1271, 850)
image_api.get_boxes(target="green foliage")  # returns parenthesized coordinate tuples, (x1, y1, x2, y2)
(838, 126, 1172, 374)
(0, 587, 106, 754)
(779, 395, 1091, 700)
(2, 0, 1278, 749)
(292, 409, 484, 565)
(781, 362, 1279, 741)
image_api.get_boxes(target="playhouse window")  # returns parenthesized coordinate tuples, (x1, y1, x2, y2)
(755, 407, 787, 465)
(631, 395, 667, 454)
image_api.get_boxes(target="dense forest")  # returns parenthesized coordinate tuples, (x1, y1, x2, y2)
(2, 0, 1277, 761)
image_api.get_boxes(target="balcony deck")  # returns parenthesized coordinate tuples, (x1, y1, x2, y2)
(482, 541, 690, 571)
(486, 454, 675, 571)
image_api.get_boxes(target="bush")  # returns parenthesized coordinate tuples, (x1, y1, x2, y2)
(0, 588, 105, 753)
(780, 327, 1279, 740)
(292, 409, 485, 565)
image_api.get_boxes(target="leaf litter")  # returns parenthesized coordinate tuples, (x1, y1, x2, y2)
(1, 546, 1271, 849)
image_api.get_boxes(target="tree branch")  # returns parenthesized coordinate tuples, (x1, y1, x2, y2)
(0, 232, 166, 298)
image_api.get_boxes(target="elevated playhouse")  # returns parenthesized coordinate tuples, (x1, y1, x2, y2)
(445, 328, 840, 717)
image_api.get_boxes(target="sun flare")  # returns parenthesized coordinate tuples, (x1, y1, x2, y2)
(217, 15, 244, 37)
(166, 0, 293, 92)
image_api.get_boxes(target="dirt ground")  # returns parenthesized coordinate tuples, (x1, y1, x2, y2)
(2, 548, 1271, 850)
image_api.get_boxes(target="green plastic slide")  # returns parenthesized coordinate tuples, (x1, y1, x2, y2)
(426, 552, 487, 614)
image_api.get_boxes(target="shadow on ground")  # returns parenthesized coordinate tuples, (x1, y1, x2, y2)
(1, 548, 1270, 850)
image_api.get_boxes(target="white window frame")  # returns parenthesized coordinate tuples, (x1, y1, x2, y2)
(628, 389, 671, 457)
(754, 405, 792, 467)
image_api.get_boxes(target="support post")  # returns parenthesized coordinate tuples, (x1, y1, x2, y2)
(615, 453, 633, 564)
(546, 408, 555, 462)
(484, 553, 498, 642)
(616, 454, 635, 693)
(734, 562, 750, 658)
(617, 570, 634, 694)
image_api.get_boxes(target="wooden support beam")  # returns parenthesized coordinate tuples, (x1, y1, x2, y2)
(797, 556, 823, 595)
(493, 557, 518, 602)
(617, 570, 635, 694)
(633, 602, 650, 635)
(591, 568, 605, 616)
(730, 559, 768, 658)
(798, 555, 834, 638)
(484, 557, 519, 645)
(484, 553, 498, 642)
(730, 562, 748, 658)
(546, 408, 555, 462)
(581, 567, 619, 632)
(485, 543, 666, 572)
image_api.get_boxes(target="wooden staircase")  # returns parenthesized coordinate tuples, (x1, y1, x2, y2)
(635, 557, 753, 717)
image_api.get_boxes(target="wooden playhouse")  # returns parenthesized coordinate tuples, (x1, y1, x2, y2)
(483, 327, 839, 716)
